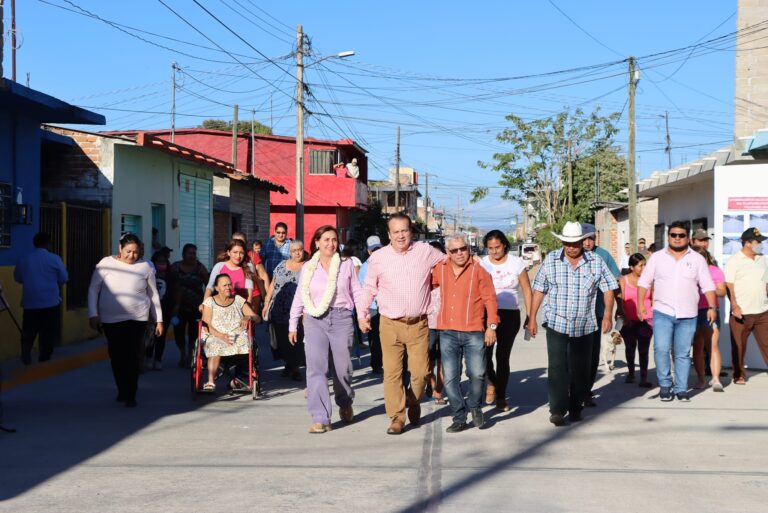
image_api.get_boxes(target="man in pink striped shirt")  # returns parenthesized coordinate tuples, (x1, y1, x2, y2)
(637, 221, 716, 402)
(363, 213, 446, 435)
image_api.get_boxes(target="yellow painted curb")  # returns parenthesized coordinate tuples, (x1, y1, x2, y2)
(4, 346, 109, 390)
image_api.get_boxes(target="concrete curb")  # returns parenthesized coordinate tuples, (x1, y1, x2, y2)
(3, 345, 108, 391)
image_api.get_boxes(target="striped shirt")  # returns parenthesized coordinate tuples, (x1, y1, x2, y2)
(532, 248, 618, 337)
(363, 242, 446, 319)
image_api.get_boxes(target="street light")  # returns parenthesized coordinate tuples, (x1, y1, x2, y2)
(295, 23, 354, 243)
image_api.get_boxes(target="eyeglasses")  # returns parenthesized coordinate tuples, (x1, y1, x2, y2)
(448, 246, 469, 254)
(669, 232, 688, 239)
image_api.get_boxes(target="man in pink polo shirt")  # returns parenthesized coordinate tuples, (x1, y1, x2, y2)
(637, 221, 716, 402)
(363, 213, 446, 435)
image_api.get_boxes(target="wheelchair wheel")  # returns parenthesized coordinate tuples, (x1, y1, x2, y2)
(190, 338, 201, 399)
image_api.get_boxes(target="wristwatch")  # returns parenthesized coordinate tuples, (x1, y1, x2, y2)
(489, 323, 497, 330)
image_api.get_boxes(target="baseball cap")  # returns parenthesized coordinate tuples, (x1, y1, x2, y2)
(580, 223, 596, 238)
(741, 227, 767, 243)
(366, 235, 383, 250)
(691, 229, 710, 241)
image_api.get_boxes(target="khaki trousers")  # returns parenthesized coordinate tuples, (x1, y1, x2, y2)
(380, 316, 429, 422)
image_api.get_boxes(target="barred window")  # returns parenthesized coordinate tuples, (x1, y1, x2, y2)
(309, 150, 336, 175)
(0, 183, 11, 247)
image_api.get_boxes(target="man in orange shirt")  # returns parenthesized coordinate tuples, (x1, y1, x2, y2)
(432, 235, 499, 432)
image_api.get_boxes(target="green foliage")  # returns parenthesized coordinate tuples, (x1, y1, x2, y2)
(535, 219, 567, 254)
(473, 107, 627, 230)
(199, 119, 273, 136)
(354, 200, 389, 245)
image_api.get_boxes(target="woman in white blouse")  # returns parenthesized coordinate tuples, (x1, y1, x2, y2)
(88, 233, 163, 408)
(479, 230, 532, 411)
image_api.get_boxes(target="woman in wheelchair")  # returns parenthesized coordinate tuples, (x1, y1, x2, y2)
(201, 274, 259, 391)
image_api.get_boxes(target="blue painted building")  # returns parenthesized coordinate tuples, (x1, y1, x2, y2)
(0, 78, 103, 359)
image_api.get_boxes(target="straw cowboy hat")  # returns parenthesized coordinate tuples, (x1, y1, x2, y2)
(555, 221, 590, 243)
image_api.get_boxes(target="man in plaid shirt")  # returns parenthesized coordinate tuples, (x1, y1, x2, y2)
(261, 222, 292, 279)
(528, 222, 617, 427)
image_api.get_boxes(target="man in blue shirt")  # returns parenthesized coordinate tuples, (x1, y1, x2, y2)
(582, 224, 622, 405)
(260, 222, 292, 279)
(528, 222, 617, 426)
(13, 232, 68, 365)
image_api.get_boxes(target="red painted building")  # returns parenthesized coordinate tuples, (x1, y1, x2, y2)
(106, 129, 368, 245)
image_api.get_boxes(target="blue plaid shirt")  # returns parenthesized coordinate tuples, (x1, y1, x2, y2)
(532, 248, 618, 337)
(261, 237, 292, 279)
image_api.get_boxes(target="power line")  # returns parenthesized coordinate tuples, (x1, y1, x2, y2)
(547, 0, 624, 58)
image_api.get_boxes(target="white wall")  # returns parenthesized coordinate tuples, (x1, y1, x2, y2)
(110, 144, 213, 258)
(714, 162, 768, 370)
(656, 176, 715, 236)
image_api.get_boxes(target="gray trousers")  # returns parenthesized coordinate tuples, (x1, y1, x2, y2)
(304, 308, 355, 424)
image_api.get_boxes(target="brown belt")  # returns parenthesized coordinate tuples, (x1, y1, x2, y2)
(387, 314, 427, 325)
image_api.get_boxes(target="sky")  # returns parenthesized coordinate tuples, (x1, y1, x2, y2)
(4, 1, 741, 230)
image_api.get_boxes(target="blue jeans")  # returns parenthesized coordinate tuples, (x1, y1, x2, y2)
(652, 310, 697, 394)
(440, 330, 486, 424)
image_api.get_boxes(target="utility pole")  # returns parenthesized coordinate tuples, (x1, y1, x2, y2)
(171, 61, 177, 143)
(628, 56, 639, 254)
(11, 0, 16, 82)
(663, 111, 672, 169)
(1, 0, 4, 80)
(232, 103, 239, 169)
(395, 126, 400, 213)
(295, 24, 305, 242)
(567, 139, 573, 208)
(424, 172, 430, 236)
(250, 109, 256, 175)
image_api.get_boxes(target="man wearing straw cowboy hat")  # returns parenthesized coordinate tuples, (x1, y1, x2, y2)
(528, 221, 618, 426)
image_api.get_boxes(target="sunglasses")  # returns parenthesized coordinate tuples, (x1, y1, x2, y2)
(669, 232, 688, 239)
(449, 246, 469, 254)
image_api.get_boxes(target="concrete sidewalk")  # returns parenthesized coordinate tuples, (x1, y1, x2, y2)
(1, 324, 767, 512)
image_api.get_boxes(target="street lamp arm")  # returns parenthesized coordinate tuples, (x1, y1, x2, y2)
(305, 51, 355, 68)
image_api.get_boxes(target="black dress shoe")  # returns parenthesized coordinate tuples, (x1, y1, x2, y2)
(584, 397, 597, 407)
(568, 411, 583, 422)
(115, 394, 127, 403)
(445, 421, 468, 433)
(471, 408, 485, 429)
(125, 399, 137, 408)
(549, 413, 567, 427)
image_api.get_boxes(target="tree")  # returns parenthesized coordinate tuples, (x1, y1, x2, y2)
(472, 107, 626, 228)
(199, 118, 273, 136)
(354, 200, 389, 245)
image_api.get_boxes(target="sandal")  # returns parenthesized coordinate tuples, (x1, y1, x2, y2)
(734, 377, 746, 385)
(308, 423, 332, 434)
(433, 396, 447, 405)
(202, 382, 216, 391)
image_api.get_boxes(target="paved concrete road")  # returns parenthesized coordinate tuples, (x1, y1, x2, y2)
(2, 325, 767, 513)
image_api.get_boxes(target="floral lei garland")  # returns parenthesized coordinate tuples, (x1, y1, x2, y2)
(301, 252, 340, 317)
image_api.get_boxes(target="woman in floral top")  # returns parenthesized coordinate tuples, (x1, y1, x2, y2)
(263, 240, 306, 380)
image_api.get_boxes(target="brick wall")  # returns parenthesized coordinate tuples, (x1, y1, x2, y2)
(735, 0, 768, 139)
(41, 128, 113, 206)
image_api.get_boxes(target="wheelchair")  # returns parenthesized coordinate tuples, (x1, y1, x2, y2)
(190, 320, 262, 400)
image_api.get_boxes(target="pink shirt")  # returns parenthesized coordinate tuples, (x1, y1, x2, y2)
(363, 242, 446, 319)
(638, 247, 715, 319)
(289, 258, 367, 331)
(622, 277, 653, 322)
(698, 265, 724, 309)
